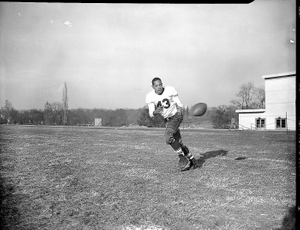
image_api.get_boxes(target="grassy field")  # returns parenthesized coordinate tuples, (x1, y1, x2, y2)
(0, 125, 296, 230)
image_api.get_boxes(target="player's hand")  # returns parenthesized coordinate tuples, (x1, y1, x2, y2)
(177, 106, 183, 115)
(153, 106, 163, 115)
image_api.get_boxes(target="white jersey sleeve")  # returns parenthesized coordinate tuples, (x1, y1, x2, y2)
(145, 91, 156, 117)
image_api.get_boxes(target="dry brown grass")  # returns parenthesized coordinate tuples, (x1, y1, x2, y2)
(0, 125, 296, 230)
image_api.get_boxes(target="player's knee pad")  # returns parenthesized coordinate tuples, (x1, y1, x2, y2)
(165, 135, 175, 145)
(164, 129, 174, 144)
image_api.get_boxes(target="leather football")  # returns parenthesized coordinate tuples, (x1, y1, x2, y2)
(191, 103, 207, 116)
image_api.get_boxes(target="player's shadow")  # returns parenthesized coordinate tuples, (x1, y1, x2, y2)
(273, 206, 296, 230)
(195, 149, 228, 169)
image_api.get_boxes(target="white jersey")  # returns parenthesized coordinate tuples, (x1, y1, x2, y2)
(145, 86, 183, 119)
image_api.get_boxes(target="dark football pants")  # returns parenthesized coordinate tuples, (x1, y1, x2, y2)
(165, 112, 184, 150)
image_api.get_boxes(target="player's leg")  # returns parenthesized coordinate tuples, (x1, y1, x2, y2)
(173, 119, 197, 168)
(173, 128, 183, 145)
(165, 113, 194, 171)
(180, 143, 197, 169)
(165, 112, 183, 152)
(174, 129, 187, 153)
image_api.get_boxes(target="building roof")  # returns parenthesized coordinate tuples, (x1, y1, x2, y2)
(262, 71, 295, 80)
(235, 109, 266, 114)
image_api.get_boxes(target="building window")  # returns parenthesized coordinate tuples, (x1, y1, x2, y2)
(276, 117, 286, 128)
(256, 117, 265, 128)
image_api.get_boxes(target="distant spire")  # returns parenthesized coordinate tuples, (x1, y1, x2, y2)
(62, 82, 68, 125)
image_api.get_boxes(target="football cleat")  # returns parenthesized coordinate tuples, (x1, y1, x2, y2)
(178, 154, 191, 171)
(189, 157, 198, 169)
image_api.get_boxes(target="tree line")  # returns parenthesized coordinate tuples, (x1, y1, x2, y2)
(0, 100, 142, 127)
(0, 82, 264, 129)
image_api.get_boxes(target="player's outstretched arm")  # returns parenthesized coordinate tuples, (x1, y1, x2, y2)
(173, 95, 184, 115)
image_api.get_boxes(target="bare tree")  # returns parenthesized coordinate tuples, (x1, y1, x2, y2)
(43, 101, 63, 125)
(3, 100, 13, 116)
(43, 101, 53, 125)
(1, 100, 17, 123)
(51, 102, 63, 125)
(253, 86, 265, 109)
(231, 82, 264, 109)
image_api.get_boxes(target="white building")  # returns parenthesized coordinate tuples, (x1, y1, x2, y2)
(94, 118, 102, 126)
(236, 71, 296, 131)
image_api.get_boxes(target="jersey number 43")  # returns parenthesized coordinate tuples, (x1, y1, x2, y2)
(157, 98, 170, 109)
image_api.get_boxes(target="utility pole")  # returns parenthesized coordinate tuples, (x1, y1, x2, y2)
(62, 82, 68, 125)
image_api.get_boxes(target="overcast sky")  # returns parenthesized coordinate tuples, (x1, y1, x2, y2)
(0, 1, 296, 110)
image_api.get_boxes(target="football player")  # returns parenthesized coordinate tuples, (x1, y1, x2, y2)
(145, 77, 197, 171)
